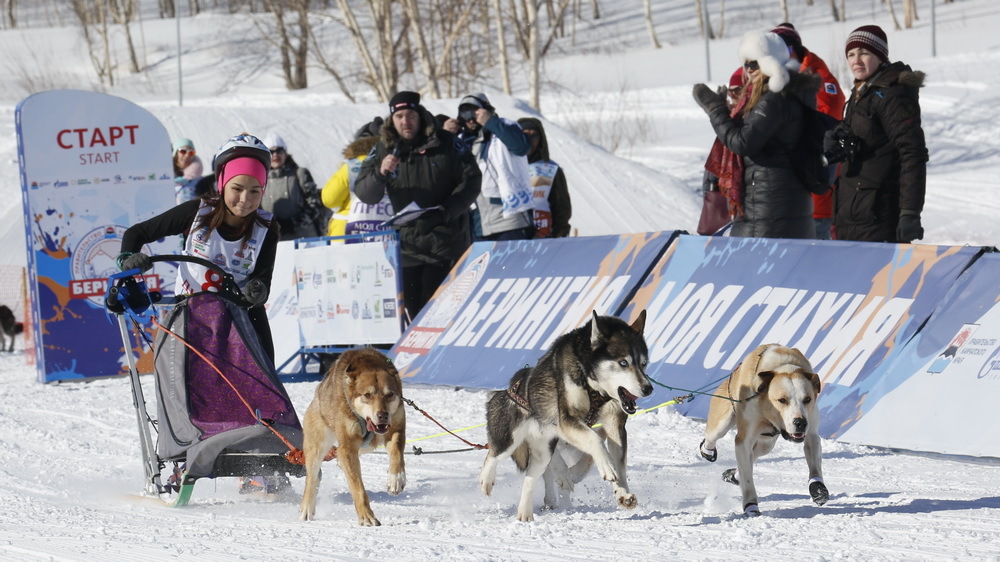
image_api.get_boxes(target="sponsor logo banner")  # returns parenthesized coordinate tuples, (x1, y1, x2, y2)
(839, 253, 1000, 456)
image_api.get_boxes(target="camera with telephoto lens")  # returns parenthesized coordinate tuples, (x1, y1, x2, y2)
(823, 126, 862, 165)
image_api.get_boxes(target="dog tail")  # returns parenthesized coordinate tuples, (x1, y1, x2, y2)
(14, 323, 23, 335)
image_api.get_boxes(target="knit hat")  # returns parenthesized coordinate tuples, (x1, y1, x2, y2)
(218, 156, 268, 194)
(173, 138, 194, 152)
(388, 91, 421, 114)
(738, 30, 791, 93)
(770, 25, 802, 52)
(845, 25, 889, 63)
(262, 132, 286, 151)
(459, 93, 491, 110)
(729, 67, 744, 88)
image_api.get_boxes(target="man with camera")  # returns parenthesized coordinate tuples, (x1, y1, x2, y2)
(455, 93, 535, 241)
(827, 25, 928, 244)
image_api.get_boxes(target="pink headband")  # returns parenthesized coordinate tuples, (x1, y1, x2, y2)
(217, 156, 268, 194)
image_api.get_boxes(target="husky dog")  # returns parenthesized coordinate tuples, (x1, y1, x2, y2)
(699, 344, 828, 517)
(0, 305, 23, 352)
(479, 310, 652, 522)
(299, 347, 406, 526)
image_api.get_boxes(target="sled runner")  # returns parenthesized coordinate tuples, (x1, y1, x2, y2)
(105, 255, 305, 506)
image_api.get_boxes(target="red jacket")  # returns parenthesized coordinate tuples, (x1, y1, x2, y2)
(800, 50, 846, 219)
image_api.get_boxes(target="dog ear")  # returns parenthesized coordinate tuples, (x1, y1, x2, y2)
(756, 371, 775, 394)
(806, 372, 822, 394)
(630, 309, 647, 335)
(590, 310, 603, 347)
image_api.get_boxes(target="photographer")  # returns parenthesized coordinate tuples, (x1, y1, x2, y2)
(829, 25, 928, 243)
(455, 93, 535, 242)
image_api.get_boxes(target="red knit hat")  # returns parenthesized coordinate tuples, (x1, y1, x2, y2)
(845, 25, 888, 63)
(729, 67, 744, 88)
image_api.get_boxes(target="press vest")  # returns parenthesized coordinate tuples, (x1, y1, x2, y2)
(528, 160, 559, 238)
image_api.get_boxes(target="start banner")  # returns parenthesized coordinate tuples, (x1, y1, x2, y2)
(16, 90, 176, 382)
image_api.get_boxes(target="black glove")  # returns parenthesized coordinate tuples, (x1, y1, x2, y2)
(244, 278, 269, 306)
(822, 129, 839, 155)
(692, 83, 727, 115)
(117, 252, 152, 272)
(416, 208, 447, 235)
(897, 212, 924, 243)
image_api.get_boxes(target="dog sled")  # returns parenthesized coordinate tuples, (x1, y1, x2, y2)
(105, 255, 305, 506)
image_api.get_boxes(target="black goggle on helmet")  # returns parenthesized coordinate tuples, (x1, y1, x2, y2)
(212, 133, 271, 177)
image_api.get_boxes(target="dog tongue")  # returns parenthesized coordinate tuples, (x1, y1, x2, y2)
(366, 418, 377, 433)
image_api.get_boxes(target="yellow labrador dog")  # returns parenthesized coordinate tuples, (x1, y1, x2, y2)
(299, 347, 406, 526)
(698, 344, 827, 516)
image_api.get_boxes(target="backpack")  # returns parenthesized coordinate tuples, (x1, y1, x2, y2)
(792, 105, 839, 195)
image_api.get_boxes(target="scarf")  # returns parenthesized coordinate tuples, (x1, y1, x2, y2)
(704, 90, 751, 218)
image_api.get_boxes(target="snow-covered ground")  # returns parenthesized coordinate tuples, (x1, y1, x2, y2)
(3, 0, 1000, 559)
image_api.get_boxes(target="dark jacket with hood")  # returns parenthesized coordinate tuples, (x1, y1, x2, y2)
(707, 71, 820, 239)
(263, 154, 324, 241)
(355, 106, 482, 268)
(517, 117, 572, 238)
(835, 62, 928, 243)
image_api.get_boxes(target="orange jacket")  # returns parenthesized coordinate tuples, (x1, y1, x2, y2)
(800, 50, 846, 219)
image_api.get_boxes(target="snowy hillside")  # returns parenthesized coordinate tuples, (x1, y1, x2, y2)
(2, 1, 1000, 558)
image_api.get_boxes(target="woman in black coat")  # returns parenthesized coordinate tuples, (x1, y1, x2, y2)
(693, 30, 819, 239)
(832, 25, 928, 243)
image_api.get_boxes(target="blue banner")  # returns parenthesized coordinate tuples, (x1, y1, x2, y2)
(392, 232, 678, 388)
(838, 252, 1000, 456)
(625, 236, 983, 437)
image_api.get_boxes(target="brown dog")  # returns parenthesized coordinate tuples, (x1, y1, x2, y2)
(698, 344, 827, 516)
(298, 347, 406, 525)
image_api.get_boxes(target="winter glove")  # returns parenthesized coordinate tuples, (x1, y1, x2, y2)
(117, 252, 152, 273)
(243, 278, 269, 306)
(174, 176, 187, 185)
(416, 208, 447, 236)
(897, 212, 924, 243)
(692, 83, 727, 116)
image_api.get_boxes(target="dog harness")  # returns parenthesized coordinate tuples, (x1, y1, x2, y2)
(505, 378, 610, 426)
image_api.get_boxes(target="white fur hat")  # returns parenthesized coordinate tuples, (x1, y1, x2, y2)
(739, 30, 791, 93)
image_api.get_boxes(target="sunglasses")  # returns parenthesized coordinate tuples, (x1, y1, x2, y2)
(270, 147, 286, 155)
(743, 60, 760, 71)
(177, 148, 195, 155)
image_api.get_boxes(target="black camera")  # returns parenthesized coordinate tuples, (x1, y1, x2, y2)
(823, 127, 861, 165)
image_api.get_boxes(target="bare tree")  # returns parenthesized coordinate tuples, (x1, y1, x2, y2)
(108, 0, 141, 73)
(643, 0, 661, 49)
(695, 0, 714, 40)
(1, 0, 16, 28)
(526, 0, 539, 109)
(902, 0, 918, 28)
(828, 0, 841, 22)
(884, 0, 902, 31)
(780, 0, 788, 24)
(493, 0, 512, 94)
(159, 0, 175, 18)
(70, 0, 115, 86)
(262, 0, 310, 89)
(401, 0, 440, 97)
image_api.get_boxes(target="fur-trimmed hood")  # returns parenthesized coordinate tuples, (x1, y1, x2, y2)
(342, 136, 378, 160)
(782, 70, 821, 110)
(869, 61, 926, 90)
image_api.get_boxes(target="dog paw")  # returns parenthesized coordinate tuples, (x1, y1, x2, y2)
(387, 471, 406, 495)
(722, 468, 739, 486)
(595, 460, 619, 484)
(299, 506, 315, 521)
(809, 479, 829, 506)
(516, 510, 535, 522)
(699, 439, 717, 462)
(358, 511, 382, 527)
(617, 491, 638, 510)
(743, 503, 760, 517)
